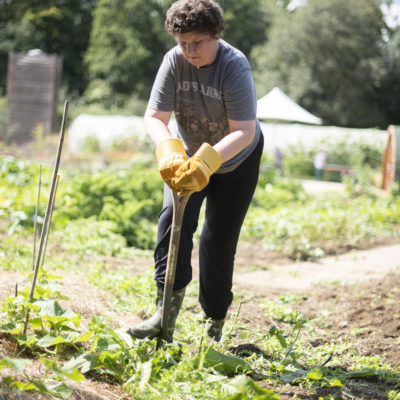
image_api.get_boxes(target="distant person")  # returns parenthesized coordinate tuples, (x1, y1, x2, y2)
(274, 147, 284, 175)
(314, 149, 327, 180)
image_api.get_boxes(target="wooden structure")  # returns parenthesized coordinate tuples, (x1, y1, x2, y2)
(381, 125, 400, 191)
(323, 164, 353, 179)
(7, 50, 62, 142)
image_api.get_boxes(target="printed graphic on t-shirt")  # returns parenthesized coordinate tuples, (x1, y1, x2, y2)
(175, 100, 229, 152)
(176, 81, 222, 101)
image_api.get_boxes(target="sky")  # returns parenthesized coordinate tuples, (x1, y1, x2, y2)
(381, 0, 400, 27)
(288, 0, 400, 28)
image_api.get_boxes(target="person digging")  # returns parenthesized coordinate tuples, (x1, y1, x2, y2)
(127, 0, 263, 343)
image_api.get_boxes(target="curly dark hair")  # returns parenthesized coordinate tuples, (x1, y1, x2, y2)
(165, 0, 225, 37)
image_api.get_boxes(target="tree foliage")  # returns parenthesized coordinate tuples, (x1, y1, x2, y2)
(1, 0, 400, 127)
(378, 25, 400, 124)
(84, 0, 174, 104)
(252, 0, 398, 128)
(0, 0, 97, 95)
(84, 0, 270, 104)
(218, 0, 269, 58)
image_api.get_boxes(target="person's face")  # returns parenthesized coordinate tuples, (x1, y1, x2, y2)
(175, 31, 219, 68)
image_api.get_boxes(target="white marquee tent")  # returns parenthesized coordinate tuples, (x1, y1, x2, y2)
(257, 87, 323, 125)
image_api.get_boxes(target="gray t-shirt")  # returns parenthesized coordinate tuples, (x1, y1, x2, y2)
(148, 39, 261, 173)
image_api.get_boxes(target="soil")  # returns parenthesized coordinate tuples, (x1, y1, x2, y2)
(1, 239, 400, 399)
(233, 241, 400, 399)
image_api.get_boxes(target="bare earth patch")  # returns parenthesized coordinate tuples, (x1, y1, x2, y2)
(232, 241, 400, 399)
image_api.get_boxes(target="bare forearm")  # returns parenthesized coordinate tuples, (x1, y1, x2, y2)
(144, 108, 173, 146)
(213, 121, 256, 163)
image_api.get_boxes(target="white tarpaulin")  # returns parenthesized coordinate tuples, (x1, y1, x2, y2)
(257, 87, 323, 125)
(260, 122, 386, 153)
(67, 114, 148, 153)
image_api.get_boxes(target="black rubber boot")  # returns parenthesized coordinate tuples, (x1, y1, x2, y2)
(206, 318, 225, 342)
(127, 287, 185, 342)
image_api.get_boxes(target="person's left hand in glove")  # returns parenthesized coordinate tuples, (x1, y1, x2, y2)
(172, 143, 222, 196)
(155, 138, 187, 190)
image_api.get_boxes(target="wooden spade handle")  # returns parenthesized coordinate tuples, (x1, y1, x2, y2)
(161, 190, 190, 341)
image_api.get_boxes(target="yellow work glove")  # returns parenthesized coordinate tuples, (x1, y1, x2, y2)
(156, 138, 187, 190)
(172, 143, 222, 196)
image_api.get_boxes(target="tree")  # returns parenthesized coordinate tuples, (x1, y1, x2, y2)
(0, 18, 37, 95)
(84, 0, 174, 105)
(218, 0, 269, 58)
(84, 0, 271, 104)
(252, 0, 390, 128)
(378, 25, 400, 126)
(0, 0, 97, 95)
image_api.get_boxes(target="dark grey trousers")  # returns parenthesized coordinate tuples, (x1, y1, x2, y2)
(154, 134, 263, 320)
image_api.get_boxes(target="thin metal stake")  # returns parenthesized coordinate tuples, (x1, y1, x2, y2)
(32, 165, 42, 271)
(23, 101, 69, 335)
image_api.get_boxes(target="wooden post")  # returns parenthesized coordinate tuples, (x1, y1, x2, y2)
(381, 125, 400, 191)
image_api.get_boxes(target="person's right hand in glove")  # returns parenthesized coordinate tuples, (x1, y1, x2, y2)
(172, 143, 222, 196)
(156, 138, 187, 190)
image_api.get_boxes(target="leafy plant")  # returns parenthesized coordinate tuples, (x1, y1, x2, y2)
(54, 218, 128, 257)
(56, 164, 162, 248)
(0, 356, 83, 398)
(244, 192, 400, 259)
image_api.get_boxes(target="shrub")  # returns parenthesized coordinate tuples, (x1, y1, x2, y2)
(56, 163, 162, 249)
(283, 144, 315, 178)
